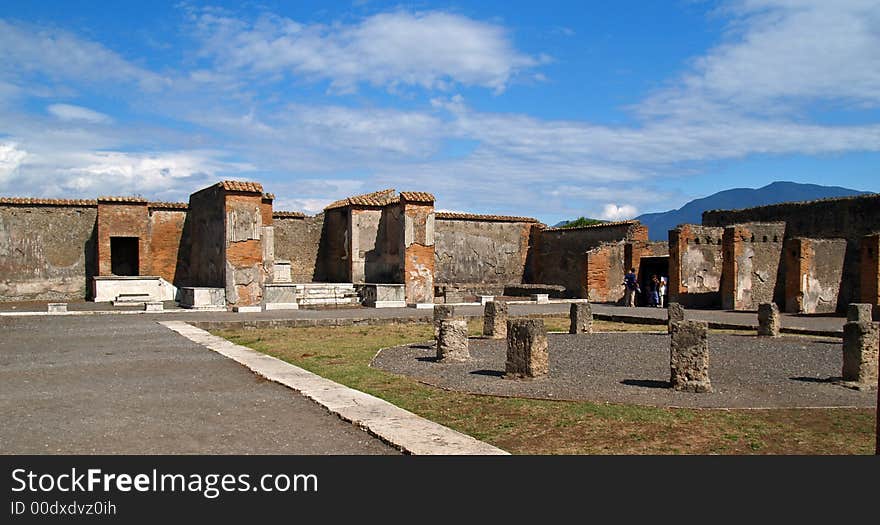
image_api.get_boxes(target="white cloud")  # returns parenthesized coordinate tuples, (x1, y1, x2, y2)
(599, 204, 638, 221)
(190, 10, 543, 93)
(0, 142, 27, 184)
(47, 104, 112, 123)
(0, 19, 168, 92)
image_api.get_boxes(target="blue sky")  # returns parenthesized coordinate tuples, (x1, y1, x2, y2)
(1, 1, 878, 225)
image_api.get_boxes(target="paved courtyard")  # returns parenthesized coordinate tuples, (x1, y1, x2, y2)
(0, 315, 396, 454)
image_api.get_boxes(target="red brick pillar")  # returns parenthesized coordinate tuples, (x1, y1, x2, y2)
(400, 193, 435, 305)
(860, 234, 880, 318)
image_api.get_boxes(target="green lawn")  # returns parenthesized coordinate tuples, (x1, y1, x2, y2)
(213, 319, 877, 455)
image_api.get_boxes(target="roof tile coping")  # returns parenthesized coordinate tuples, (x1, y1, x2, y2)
(325, 188, 398, 210)
(399, 191, 435, 203)
(0, 197, 98, 207)
(273, 211, 306, 218)
(543, 219, 640, 232)
(218, 180, 264, 194)
(148, 201, 189, 210)
(97, 196, 148, 203)
(435, 211, 540, 223)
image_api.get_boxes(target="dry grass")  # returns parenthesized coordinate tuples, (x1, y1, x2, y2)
(213, 318, 876, 455)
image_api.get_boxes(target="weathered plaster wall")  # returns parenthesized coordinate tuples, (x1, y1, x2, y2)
(349, 206, 404, 284)
(703, 194, 880, 306)
(721, 223, 786, 311)
(0, 203, 97, 301)
(402, 202, 434, 304)
(538, 222, 645, 298)
(669, 225, 724, 308)
(317, 208, 349, 283)
(783, 238, 847, 314)
(273, 214, 324, 282)
(224, 193, 264, 306)
(434, 219, 533, 285)
(187, 185, 226, 289)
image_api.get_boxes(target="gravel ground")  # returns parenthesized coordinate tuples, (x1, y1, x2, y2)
(371, 332, 877, 409)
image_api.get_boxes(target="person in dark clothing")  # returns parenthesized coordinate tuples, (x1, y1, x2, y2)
(649, 274, 660, 307)
(623, 268, 639, 307)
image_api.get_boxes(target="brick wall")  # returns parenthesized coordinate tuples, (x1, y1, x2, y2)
(860, 234, 880, 317)
(96, 200, 149, 276)
(669, 224, 724, 308)
(148, 208, 188, 285)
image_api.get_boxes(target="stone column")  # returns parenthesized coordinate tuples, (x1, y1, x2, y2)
(669, 320, 712, 393)
(437, 319, 469, 363)
(433, 304, 455, 339)
(483, 301, 508, 339)
(757, 302, 780, 337)
(569, 302, 593, 334)
(667, 302, 685, 334)
(505, 319, 549, 379)
(842, 321, 879, 387)
(848, 303, 874, 323)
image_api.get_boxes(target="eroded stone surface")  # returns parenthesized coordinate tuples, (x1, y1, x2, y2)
(842, 321, 879, 387)
(483, 301, 508, 339)
(569, 302, 592, 334)
(667, 302, 685, 334)
(669, 320, 712, 393)
(847, 303, 874, 323)
(433, 305, 455, 339)
(437, 319, 469, 363)
(505, 319, 548, 379)
(758, 302, 780, 337)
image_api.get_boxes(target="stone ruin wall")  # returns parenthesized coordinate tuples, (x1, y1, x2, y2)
(783, 237, 847, 313)
(272, 213, 324, 283)
(433, 216, 536, 290)
(703, 194, 880, 308)
(0, 200, 98, 301)
(669, 224, 724, 308)
(538, 222, 647, 298)
(721, 222, 786, 311)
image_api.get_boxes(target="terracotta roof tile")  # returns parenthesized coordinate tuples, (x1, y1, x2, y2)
(0, 197, 97, 207)
(262, 193, 275, 200)
(399, 191, 435, 203)
(218, 180, 264, 193)
(325, 188, 398, 210)
(273, 211, 306, 218)
(543, 220, 639, 232)
(97, 196, 148, 203)
(148, 201, 189, 210)
(435, 211, 539, 223)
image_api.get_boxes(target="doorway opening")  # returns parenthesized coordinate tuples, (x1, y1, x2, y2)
(110, 237, 139, 276)
(638, 256, 669, 306)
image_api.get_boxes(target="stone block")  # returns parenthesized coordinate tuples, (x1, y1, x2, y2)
(233, 305, 262, 313)
(272, 260, 292, 283)
(531, 293, 550, 304)
(669, 320, 712, 393)
(757, 302, 780, 337)
(179, 287, 226, 310)
(144, 301, 163, 312)
(434, 305, 455, 339)
(478, 295, 494, 305)
(847, 303, 874, 323)
(437, 319, 469, 362)
(667, 302, 685, 334)
(360, 283, 406, 308)
(483, 301, 508, 339)
(47, 303, 67, 313)
(842, 321, 879, 387)
(569, 302, 593, 334)
(264, 303, 299, 310)
(505, 319, 549, 379)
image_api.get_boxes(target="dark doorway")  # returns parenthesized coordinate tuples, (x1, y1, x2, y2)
(110, 237, 139, 276)
(638, 256, 669, 307)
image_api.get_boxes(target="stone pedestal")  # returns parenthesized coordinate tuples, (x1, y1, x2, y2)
(842, 321, 879, 387)
(569, 302, 593, 334)
(483, 301, 508, 339)
(758, 302, 780, 337)
(478, 295, 494, 305)
(437, 319, 469, 362)
(434, 305, 455, 339)
(47, 303, 67, 313)
(144, 301, 163, 312)
(667, 302, 685, 334)
(179, 287, 227, 310)
(505, 319, 549, 379)
(669, 320, 712, 393)
(531, 293, 549, 304)
(848, 303, 874, 323)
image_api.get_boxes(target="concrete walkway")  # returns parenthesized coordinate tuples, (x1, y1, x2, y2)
(0, 315, 397, 454)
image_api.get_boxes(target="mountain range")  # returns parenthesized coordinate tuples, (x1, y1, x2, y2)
(632, 181, 870, 240)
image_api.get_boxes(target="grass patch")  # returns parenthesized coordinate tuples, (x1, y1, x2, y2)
(213, 319, 876, 455)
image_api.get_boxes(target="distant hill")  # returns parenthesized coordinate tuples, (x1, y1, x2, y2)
(635, 181, 870, 241)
